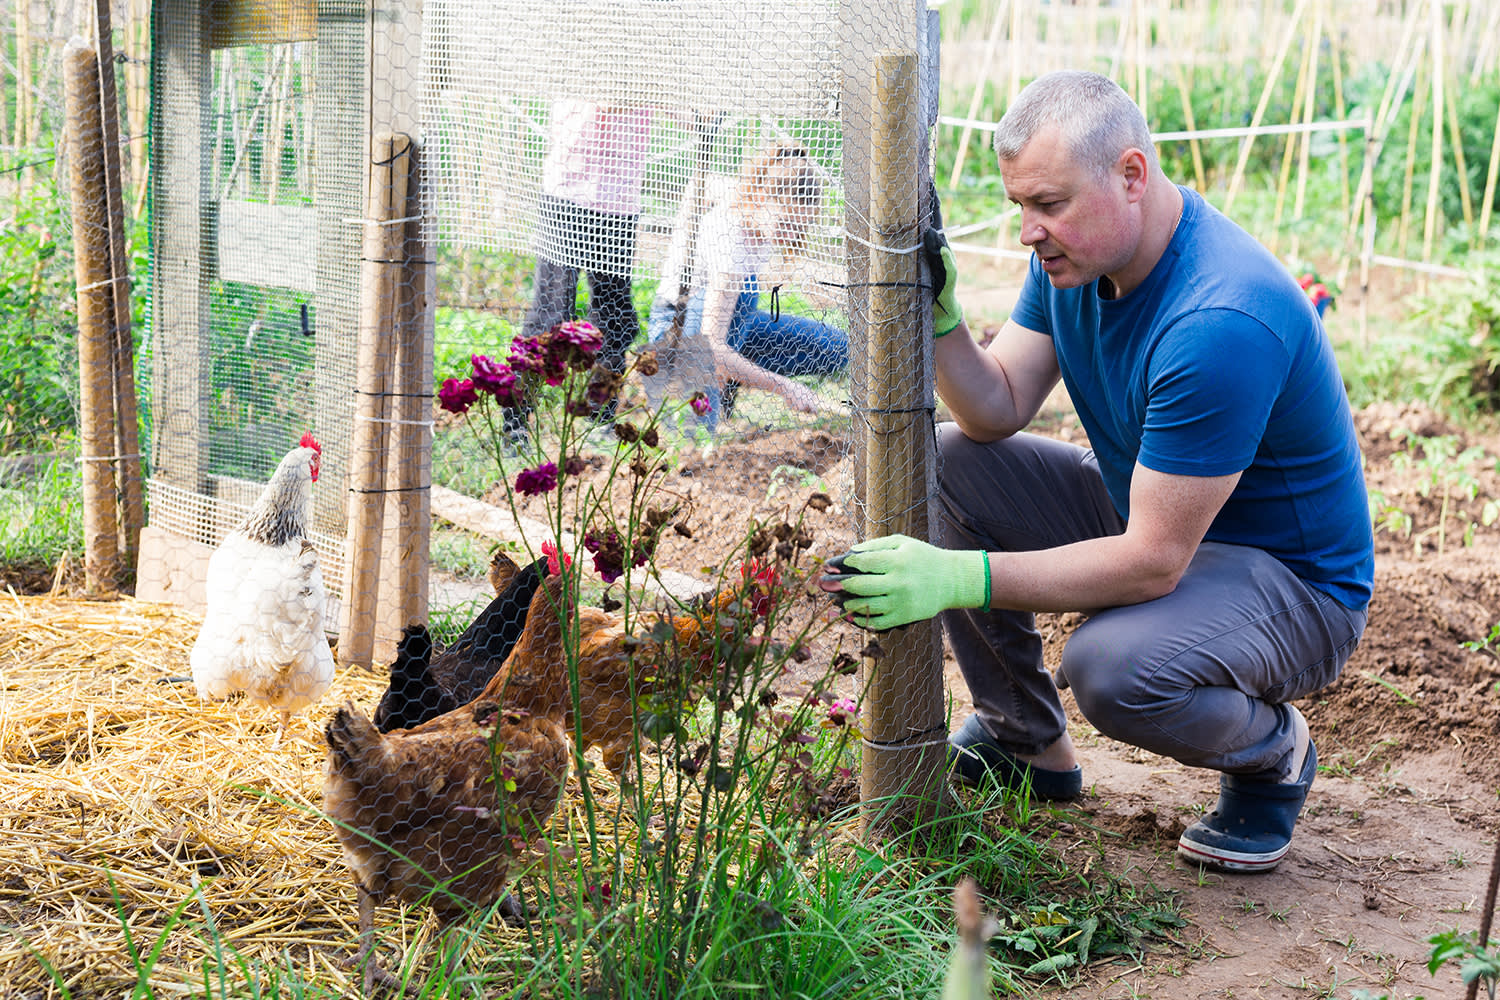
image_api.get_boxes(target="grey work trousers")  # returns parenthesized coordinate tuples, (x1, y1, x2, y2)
(935, 423, 1368, 781)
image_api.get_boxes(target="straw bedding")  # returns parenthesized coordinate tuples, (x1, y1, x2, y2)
(0, 592, 446, 996)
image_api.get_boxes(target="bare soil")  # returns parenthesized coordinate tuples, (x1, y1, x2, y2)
(521, 390, 1500, 999)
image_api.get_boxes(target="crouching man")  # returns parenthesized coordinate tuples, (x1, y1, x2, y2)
(821, 70, 1372, 873)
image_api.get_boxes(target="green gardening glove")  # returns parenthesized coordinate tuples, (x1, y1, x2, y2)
(924, 227, 964, 337)
(829, 534, 989, 630)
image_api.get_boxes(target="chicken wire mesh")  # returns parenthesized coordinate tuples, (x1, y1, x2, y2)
(132, 5, 951, 956)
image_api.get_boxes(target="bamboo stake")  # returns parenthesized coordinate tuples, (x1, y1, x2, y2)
(1478, 96, 1500, 240)
(0, 6, 10, 151)
(1398, 57, 1428, 262)
(860, 51, 950, 833)
(16, 0, 34, 187)
(125, 0, 150, 219)
(1223, 0, 1308, 216)
(1472, 2, 1500, 82)
(1418, 0, 1446, 285)
(1271, 13, 1315, 259)
(1170, 61, 1206, 191)
(1007, 0, 1025, 105)
(1107, 0, 1129, 82)
(1288, 0, 1324, 264)
(338, 132, 412, 668)
(1133, 0, 1147, 123)
(1442, 62, 1474, 239)
(63, 38, 122, 594)
(1419, 4, 1444, 290)
(1330, 21, 1351, 220)
(1344, 0, 1423, 253)
(91, 0, 144, 569)
(947, 0, 1009, 191)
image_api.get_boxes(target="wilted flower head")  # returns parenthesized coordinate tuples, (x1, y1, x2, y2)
(583, 528, 627, 583)
(515, 461, 559, 496)
(586, 366, 624, 407)
(471, 354, 524, 407)
(438, 377, 477, 414)
(583, 527, 656, 584)
(551, 320, 604, 370)
(507, 334, 568, 386)
(689, 392, 712, 417)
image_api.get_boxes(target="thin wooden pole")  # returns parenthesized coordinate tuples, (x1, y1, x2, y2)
(63, 38, 123, 594)
(1419, 0, 1446, 285)
(92, 0, 144, 569)
(1442, 62, 1475, 240)
(339, 132, 412, 668)
(1287, 0, 1323, 264)
(1170, 61, 1206, 192)
(1398, 57, 1429, 261)
(1477, 97, 1500, 240)
(1271, 14, 1315, 258)
(860, 50, 950, 833)
(1344, 0, 1424, 281)
(1223, 0, 1308, 216)
(947, 0, 1009, 191)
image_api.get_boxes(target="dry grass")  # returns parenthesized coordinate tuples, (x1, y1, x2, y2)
(0, 592, 418, 996)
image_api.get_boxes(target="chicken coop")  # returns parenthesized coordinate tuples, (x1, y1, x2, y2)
(133, 0, 952, 807)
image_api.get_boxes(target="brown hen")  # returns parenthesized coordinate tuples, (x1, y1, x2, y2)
(323, 572, 575, 995)
(514, 558, 778, 783)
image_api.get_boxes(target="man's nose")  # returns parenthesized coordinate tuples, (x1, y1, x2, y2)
(1019, 212, 1046, 246)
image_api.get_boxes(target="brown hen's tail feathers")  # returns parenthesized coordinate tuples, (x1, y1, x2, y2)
(324, 702, 377, 768)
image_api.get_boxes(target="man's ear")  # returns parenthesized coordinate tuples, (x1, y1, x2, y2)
(1118, 147, 1150, 203)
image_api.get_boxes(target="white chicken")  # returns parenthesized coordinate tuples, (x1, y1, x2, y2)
(190, 432, 335, 735)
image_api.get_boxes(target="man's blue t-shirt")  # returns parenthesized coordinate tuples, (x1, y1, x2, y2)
(1011, 186, 1374, 610)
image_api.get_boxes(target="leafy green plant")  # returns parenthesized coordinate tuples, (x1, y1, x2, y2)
(1400, 255, 1500, 418)
(0, 173, 79, 453)
(1388, 432, 1499, 555)
(0, 446, 84, 569)
(1463, 621, 1500, 659)
(1428, 926, 1500, 1000)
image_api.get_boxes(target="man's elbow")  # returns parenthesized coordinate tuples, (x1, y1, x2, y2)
(1130, 558, 1190, 604)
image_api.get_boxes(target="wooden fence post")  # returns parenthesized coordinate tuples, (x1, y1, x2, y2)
(339, 132, 412, 667)
(859, 50, 952, 834)
(63, 37, 123, 594)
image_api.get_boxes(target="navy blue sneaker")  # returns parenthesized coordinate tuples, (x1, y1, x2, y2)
(946, 715, 1084, 801)
(1177, 707, 1317, 873)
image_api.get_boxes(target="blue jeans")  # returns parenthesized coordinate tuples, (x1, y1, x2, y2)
(645, 286, 847, 432)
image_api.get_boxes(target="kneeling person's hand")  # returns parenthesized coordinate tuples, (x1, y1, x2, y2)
(820, 534, 989, 630)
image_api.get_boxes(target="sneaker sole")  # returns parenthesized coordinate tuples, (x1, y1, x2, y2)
(1175, 836, 1290, 872)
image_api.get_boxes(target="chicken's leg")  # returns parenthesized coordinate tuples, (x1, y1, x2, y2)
(347, 883, 410, 996)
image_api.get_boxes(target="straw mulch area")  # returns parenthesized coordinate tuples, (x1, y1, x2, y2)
(0, 592, 479, 996)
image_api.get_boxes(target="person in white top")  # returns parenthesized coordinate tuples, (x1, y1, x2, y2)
(643, 143, 848, 434)
(521, 100, 652, 423)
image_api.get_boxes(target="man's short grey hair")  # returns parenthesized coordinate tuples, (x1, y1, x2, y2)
(991, 70, 1158, 179)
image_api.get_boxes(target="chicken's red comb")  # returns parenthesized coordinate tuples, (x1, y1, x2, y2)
(300, 431, 321, 454)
